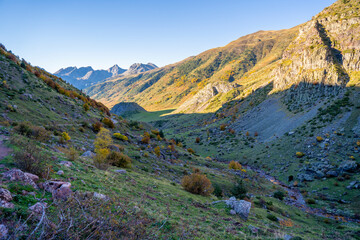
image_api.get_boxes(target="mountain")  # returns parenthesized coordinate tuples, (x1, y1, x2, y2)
(54, 64, 126, 89)
(110, 102, 147, 116)
(122, 63, 158, 76)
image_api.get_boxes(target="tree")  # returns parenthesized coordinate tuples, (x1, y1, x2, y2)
(93, 128, 112, 169)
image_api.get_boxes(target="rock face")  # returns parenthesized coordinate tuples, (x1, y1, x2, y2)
(2, 169, 39, 189)
(122, 63, 158, 76)
(54, 65, 126, 89)
(272, 0, 360, 110)
(110, 102, 146, 116)
(175, 82, 237, 113)
(225, 197, 251, 220)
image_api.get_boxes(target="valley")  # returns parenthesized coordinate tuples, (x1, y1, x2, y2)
(1, 0, 360, 239)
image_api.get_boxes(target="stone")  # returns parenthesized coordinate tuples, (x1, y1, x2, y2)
(59, 161, 72, 168)
(225, 197, 251, 220)
(230, 209, 236, 215)
(346, 181, 359, 189)
(93, 192, 109, 201)
(0, 188, 14, 209)
(284, 234, 293, 240)
(297, 173, 314, 182)
(338, 161, 357, 172)
(29, 202, 47, 215)
(57, 170, 64, 175)
(248, 225, 259, 234)
(0, 224, 8, 239)
(0, 188, 12, 202)
(44, 180, 72, 200)
(115, 169, 127, 174)
(24, 172, 39, 182)
(2, 169, 38, 189)
(326, 170, 339, 177)
(82, 151, 95, 158)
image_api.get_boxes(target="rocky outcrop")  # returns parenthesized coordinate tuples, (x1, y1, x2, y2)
(175, 82, 237, 113)
(272, 1, 360, 110)
(2, 169, 39, 189)
(213, 197, 251, 220)
(110, 102, 146, 116)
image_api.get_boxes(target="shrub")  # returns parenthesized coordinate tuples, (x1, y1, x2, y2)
(92, 122, 103, 133)
(296, 152, 305, 158)
(14, 122, 32, 137)
(195, 137, 200, 143)
(229, 161, 242, 170)
(187, 148, 195, 154)
(12, 137, 49, 178)
(94, 128, 112, 169)
(273, 191, 285, 201)
(213, 183, 223, 198)
(83, 103, 90, 111)
(316, 136, 323, 142)
(113, 133, 128, 141)
(245, 131, 250, 137)
(31, 126, 51, 142)
(106, 151, 132, 168)
(254, 132, 258, 137)
(220, 124, 226, 131)
(230, 179, 247, 199)
(141, 136, 150, 144)
(181, 172, 214, 196)
(66, 147, 78, 161)
(306, 198, 316, 204)
(79, 127, 85, 132)
(102, 118, 115, 129)
(154, 146, 161, 157)
(151, 129, 160, 135)
(61, 132, 71, 142)
(357, 140, 360, 147)
(267, 214, 278, 222)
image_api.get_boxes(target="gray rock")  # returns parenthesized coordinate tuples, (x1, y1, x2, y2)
(82, 151, 95, 158)
(29, 202, 47, 215)
(93, 192, 109, 201)
(2, 169, 38, 189)
(115, 169, 127, 174)
(248, 225, 259, 234)
(284, 234, 293, 240)
(0, 188, 12, 202)
(59, 161, 72, 167)
(57, 170, 64, 175)
(346, 181, 360, 189)
(338, 160, 357, 172)
(297, 173, 314, 182)
(230, 209, 236, 215)
(44, 181, 72, 200)
(225, 197, 251, 220)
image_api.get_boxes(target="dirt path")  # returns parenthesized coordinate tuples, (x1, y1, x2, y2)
(244, 165, 360, 224)
(0, 135, 11, 160)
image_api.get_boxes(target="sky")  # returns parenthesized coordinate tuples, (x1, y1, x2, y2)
(0, 0, 336, 73)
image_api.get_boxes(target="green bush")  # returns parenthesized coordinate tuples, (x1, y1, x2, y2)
(273, 191, 285, 201)
(102, 118, 115, 129)
(230, 179, 247, 199)
(266, 214, 278, 222)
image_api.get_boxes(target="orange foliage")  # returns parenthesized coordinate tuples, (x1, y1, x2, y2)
(181, 172, 214, 196)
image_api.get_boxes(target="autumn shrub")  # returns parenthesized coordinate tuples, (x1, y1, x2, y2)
(141, 132, 151, 144)
(296, 152, 305, 158)
(113, 133, 128, 141)
(83, 103, 90, 111)
(195, 137, 200, 143)
(245, 131, 250, 137)
(220, 124, 226, 131)
(267, 214, 278, 222)
(66, 147, 79, 161)
(316, 136, 323, 142)
(229, 161, 242, 170)
(92, 122, 103, 133)
(14, 122, 50, 142)
(12, 136, 49, 178)
(151, 129, 160, 135)
(187, 148, 195, 154)
(254, 132, 258, 137)
(106, 151, 132, 168)
(181, 172, 214, 196)
(60, 132, 71, 143)
(94, 128, 112, 169)
(102, 118, 115, 129)
(306, 198, 316, 204)
(14, 122, 32, 137)
(154, 146, 161, 157)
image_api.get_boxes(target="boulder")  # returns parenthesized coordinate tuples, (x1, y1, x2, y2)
(0, 224, 8, 239)
(0, 188, 14, 209)
(346, 181, 360, 189)
(248, 225, 259, 234)
(338, 161, 357, 172)
(326, 170, 339, 177)
(59, 161, 72, 168)
(225, 197, 251, 220)
(57, 170, 64, 175)
(29, 202, 47, 215)
(82, 151, 95, 158)
(44, 180, 72, 200)
(115, 169, 127, 174)
(93, 192, 109, 201)
(2, 169, 38, 189)
(297, 173, 314, 182)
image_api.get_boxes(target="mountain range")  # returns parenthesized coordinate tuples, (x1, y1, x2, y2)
(54, 63, 157, 89)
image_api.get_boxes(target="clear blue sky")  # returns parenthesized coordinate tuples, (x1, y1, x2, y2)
(0, 0, 336, 73)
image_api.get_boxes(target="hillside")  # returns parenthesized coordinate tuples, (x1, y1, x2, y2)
(85, 28, 298, 111)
